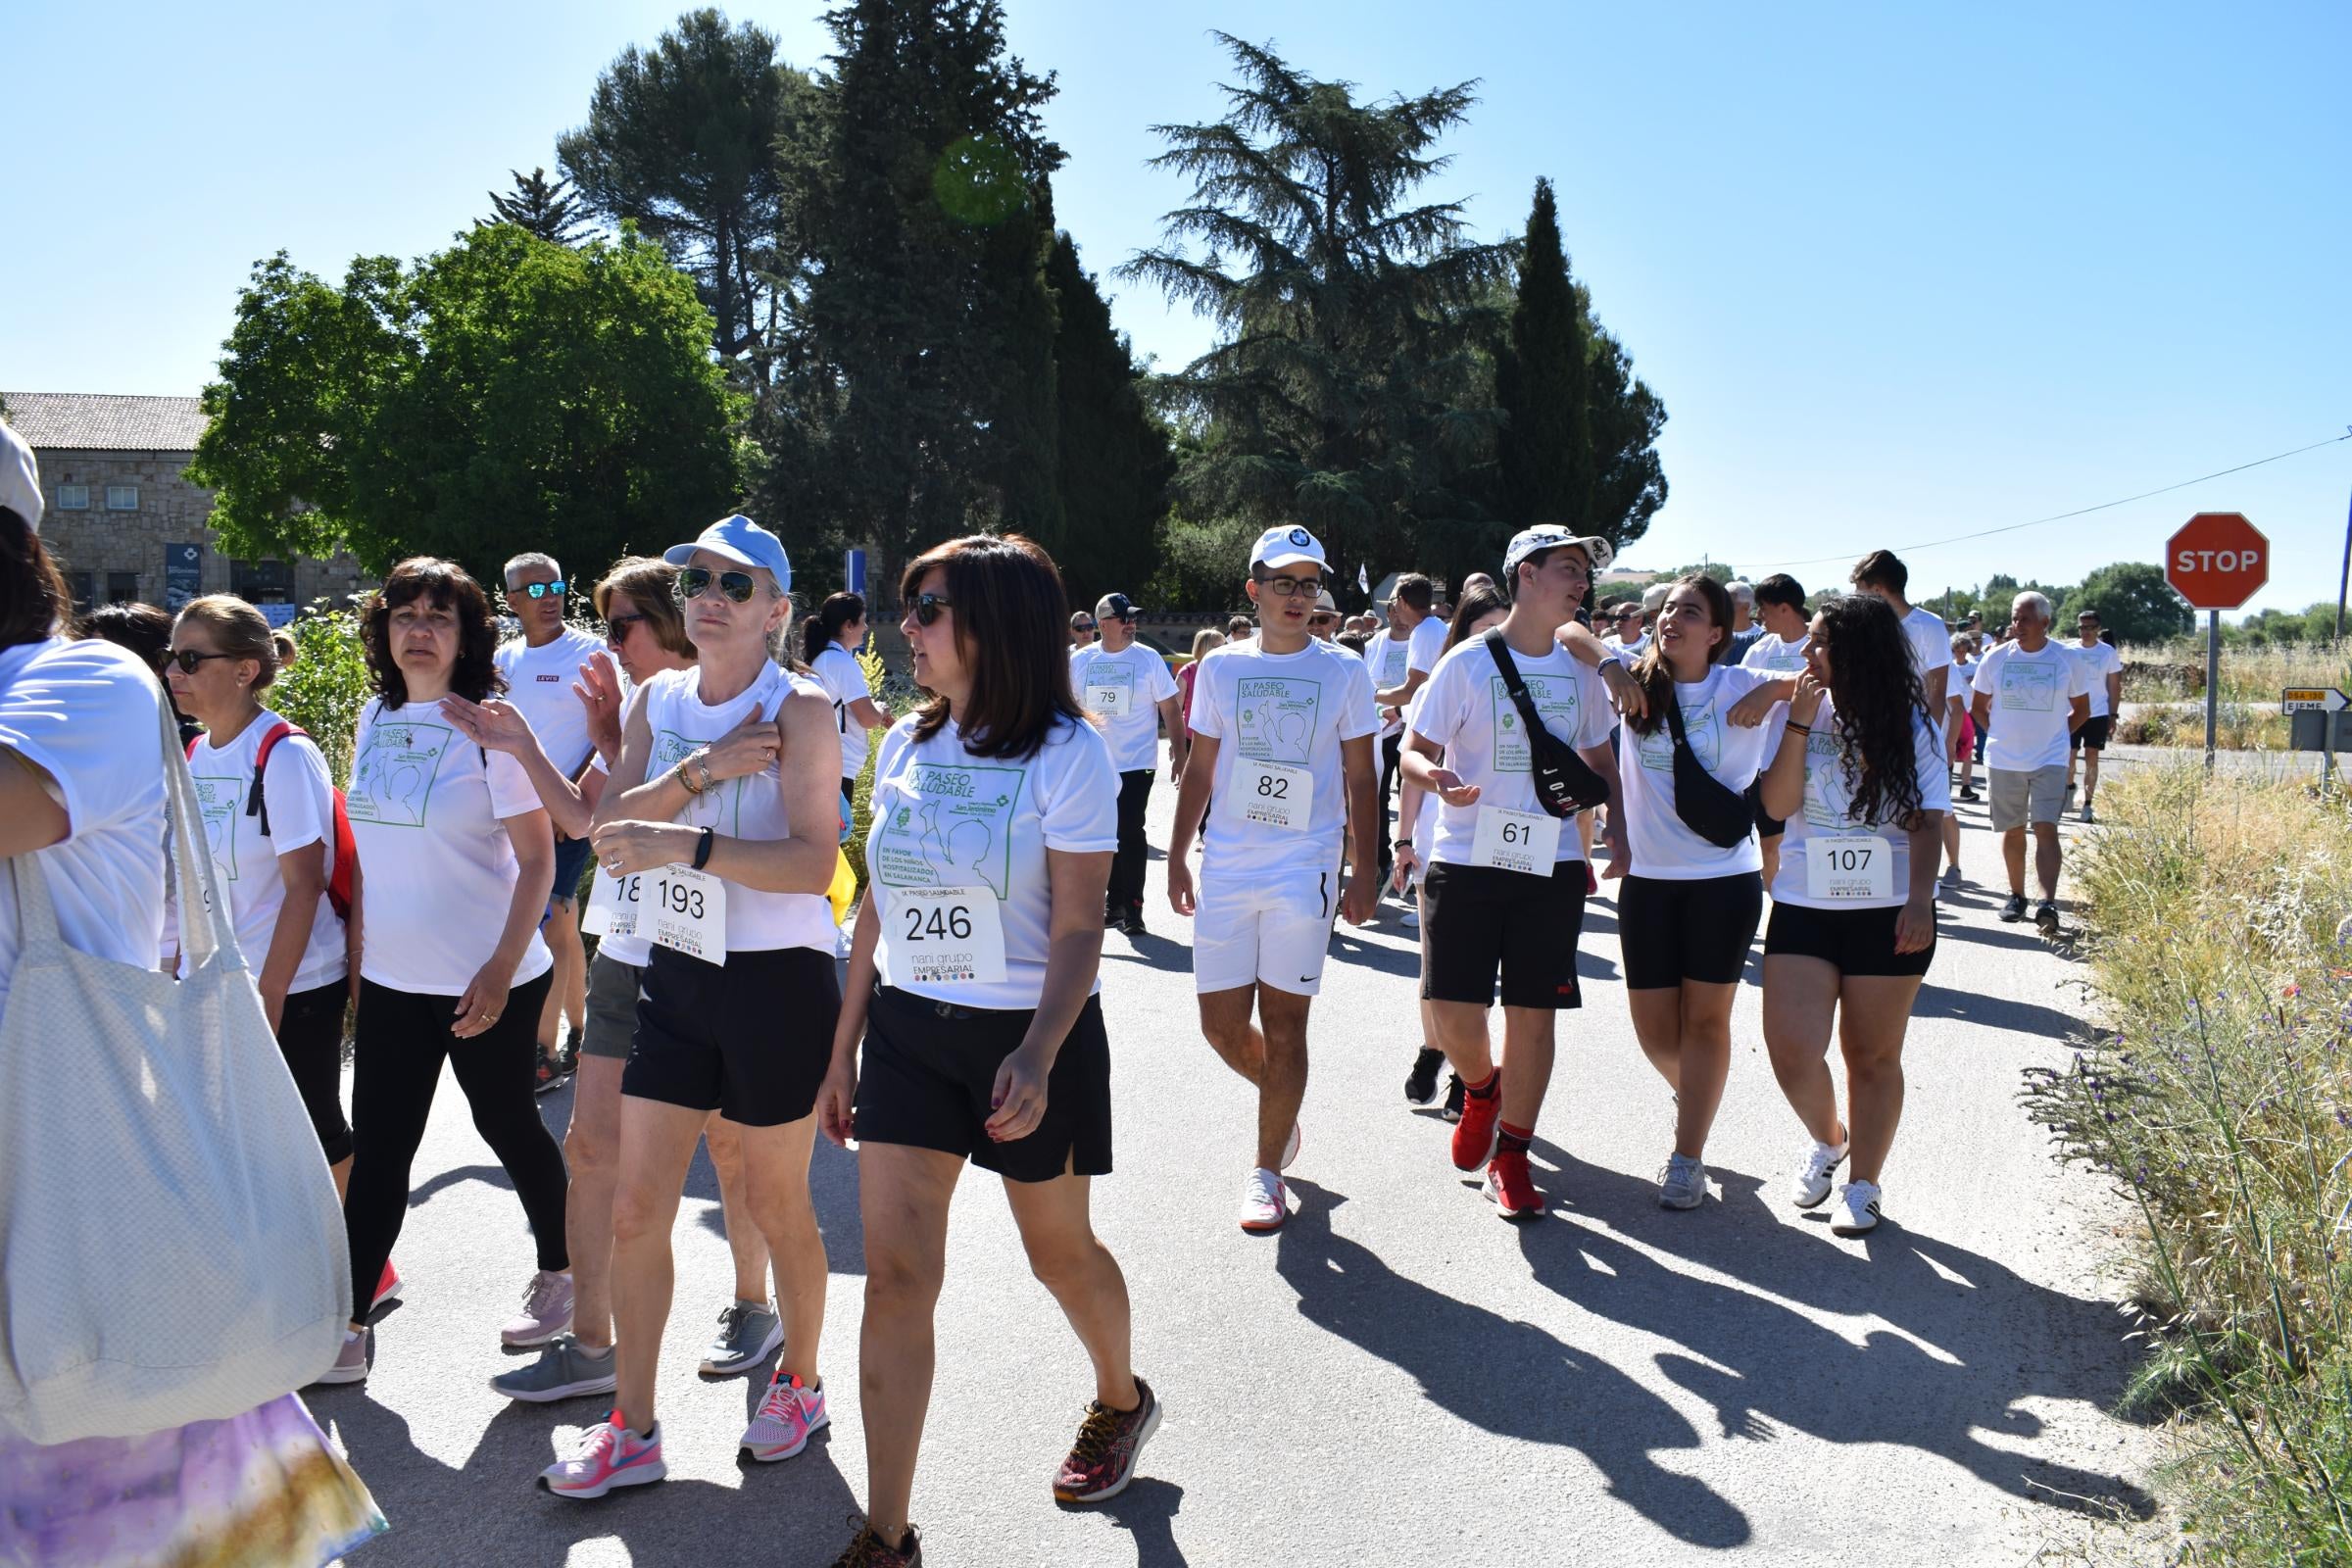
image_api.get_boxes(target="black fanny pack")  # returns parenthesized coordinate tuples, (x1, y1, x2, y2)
(1664, 691, 1757, 848)
(1483, 630, 1610, 818)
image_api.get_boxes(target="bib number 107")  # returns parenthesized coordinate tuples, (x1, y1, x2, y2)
(1805, 833, 1893, 901)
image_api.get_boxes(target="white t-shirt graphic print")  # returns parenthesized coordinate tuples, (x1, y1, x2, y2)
(1069, 642, 1179, 772)
(1740, 632, 1810, 674)
(1189, 638, 1378, 882)
(1618, 663, 1784, 879)
(187, 709, 346, 994)
(1972, 641, 2091, 772)
(1409, 636, 1614, 866)
(1773, 693, 1951, 910)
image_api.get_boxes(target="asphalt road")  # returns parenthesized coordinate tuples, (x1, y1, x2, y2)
(314, 762, 2160, 1567)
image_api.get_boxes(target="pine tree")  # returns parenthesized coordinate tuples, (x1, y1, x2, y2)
(1495, 178, 1592, 530)
(1047, 232, 1174, 605)
(481, 168, 591, 245)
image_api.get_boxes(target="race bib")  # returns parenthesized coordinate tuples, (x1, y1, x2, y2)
(644, 865, 727, 962)
(883, 886, 1008, 988)
(1239, 758, 1313, 831)
(1805, 834, 1893, 901)
(1471, 805, 1560, 874)
(582, 866, 643, 937)
(1087, 682, 1132, 718)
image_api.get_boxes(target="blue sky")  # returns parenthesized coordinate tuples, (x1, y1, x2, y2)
(8, 1, 2346, 615)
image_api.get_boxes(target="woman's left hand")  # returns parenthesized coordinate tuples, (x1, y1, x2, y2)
(1599, 662, 1647, 721)
(984, 1041, 1053, 1144)
(451, 958, 516, 1039)
(1728, 686, 1785, 727)
(591, 818, 697, 877)
(1894, 893, 1936, 954)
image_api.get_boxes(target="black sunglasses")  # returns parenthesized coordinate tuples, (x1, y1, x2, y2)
(911, 593, 955, 627)
(165, 649, 239, 674)
(606, 612, 651, 641)
(674, 566, 758, 605)
(513, 580, 567, 600)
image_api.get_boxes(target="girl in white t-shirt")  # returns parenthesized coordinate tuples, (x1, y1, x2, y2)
(804, 590, 892, 803)
(817, 532, 1154, 1564)
(1755, 593, 1945, 1237)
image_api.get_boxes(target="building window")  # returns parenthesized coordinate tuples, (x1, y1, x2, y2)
(105, 485, 140, 512)
(65, 572, 94, 612)
(106, 571, 140, 605)
(55, 485, 90, 511)
(231, 558, 297, 605)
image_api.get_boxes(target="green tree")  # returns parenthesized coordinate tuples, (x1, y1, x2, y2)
(481, 167, 591, 244)
(2060, 561, 2193, 645)
(1045, 231, 1173, 606)
(1122, 34, 1514, 593)
(1495, 178, 1591, 531)
(1585, 319, 1668, 546)
(192, 226, 740, 581)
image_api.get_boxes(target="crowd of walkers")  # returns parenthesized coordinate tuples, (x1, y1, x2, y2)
(0, 406, 2113, 1567)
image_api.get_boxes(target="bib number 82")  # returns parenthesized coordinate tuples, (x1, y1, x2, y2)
(1256, 774, 1289, 800)
(906, 903, 974, 942)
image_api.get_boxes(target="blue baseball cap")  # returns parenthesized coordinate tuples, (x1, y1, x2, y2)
(664, 514, 791, 594)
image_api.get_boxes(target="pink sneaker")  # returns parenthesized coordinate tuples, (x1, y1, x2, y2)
(740, 1372, 829, 1462)
(538, 1413, 666, 1499)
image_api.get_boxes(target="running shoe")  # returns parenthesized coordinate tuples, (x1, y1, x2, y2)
(533, 1046, 570, 1096)
(1449, 1073, 1503, 1171)
(1052, 1377, 1161, 1503)
(539, 1415, 666, 1499)
(831, 1519, 923, 1567)
(1790, 1135, 1848, 1209)
(1123, 902, 1149, 938)
(701, 1298, 784, 1376)
(1586, 861, 1599, 898)
(1998, 893, 2028, 922)
(311, 1327, 370, 1386)
(1657, 1152, 1708, 1210)
(1485, 1150, 1542, 1220)
(1239, 1168, 1288, 1233)
(1938, 864, 1962, 887)
(492, 1335, 617, 1403)
(2080, 803, 2096, 824)
(1399, 905, 1420, 930)
(501, 1269, 575, 1348)
(1831, 1180, 1883, 1236)
(1957, 785, 1981, 803)
(1279, 1121, 1300, 1172)
(1404, 1046, 1444, 1105)
(371, 1260, 403, 1312)
(741, 1371, 829, 1462)
(1441, 1073, 1465, 1123)
(2034, 899, 2061, 935)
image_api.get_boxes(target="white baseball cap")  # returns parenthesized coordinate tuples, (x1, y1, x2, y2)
(1313, 589, 1339, 613)
(1503, 525, 1613, 576)
(0, 421, 41, 534)
(1250, 524, 1326, 573)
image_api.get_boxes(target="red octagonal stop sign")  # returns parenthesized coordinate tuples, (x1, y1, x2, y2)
(2166, 512, 2269, 610)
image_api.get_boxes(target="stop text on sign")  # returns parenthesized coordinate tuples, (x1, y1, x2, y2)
(2174, 547, 2263, 573)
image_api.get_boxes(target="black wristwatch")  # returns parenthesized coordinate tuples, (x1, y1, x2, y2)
(691, 825, 715, 871)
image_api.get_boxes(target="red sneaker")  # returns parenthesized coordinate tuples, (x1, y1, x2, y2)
(1449, 1073, 1502, 1172)
(1486, 1150, 1543, 1220)
(372, 1260, 403, 1311)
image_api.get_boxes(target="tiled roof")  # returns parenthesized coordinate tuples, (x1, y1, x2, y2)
(1, 392, 207, 453)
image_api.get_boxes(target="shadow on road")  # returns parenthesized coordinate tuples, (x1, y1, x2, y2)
(1067, 1476, 1190, 1567)
(1911, 981, 2082, 1040)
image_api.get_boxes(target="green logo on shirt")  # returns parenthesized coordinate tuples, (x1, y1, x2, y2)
(347, 721, 454, 828)
(873, 762, 1024, 900)
(1488, 674, 1585, 772)
(1236, 676, 1323, 763)
(191, 773, 245, 880)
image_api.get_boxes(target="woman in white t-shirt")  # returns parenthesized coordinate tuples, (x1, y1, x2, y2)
(325, 558, 569, 1386)
(1942, 632, 1979, 875)
(816, 532, 1153, 1564)
(169, 596, 356, 1195)
(804, 591, 892, 805)
(1755, 593, 1944, 1238)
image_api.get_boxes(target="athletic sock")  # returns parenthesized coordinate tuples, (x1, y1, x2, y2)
(1496, 1121, 1533, 1158)
(1464, 1070, 1498, 1100)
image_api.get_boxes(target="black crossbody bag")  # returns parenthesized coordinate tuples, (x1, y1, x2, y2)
(1483, 630, 1610, 817)
(1663, 690, 1757, 848)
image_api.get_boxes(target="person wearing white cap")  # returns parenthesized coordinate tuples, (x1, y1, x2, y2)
(1308, 589, 1342, 642)
(1401, 525, 1624, 1220)
(1167, 524, 1380, 1233)
(543, 514, 843, 1498)
(1069, 591, 1184, 936)
(1368, 572, 1446, 889)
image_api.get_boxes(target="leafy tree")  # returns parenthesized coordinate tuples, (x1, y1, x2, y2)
(1122, 34, 1514, 593)
(2060, 561, 2193, 645)
(1585, 318, 1668, 546)
(1045, 231, 1173, 606)
(1495, 179, 1591, 532)
(191, 226, 740, 582)
(480, 167, 591, 245)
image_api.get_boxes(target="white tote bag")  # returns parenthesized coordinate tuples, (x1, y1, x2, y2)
(0, 696, 350, 1444)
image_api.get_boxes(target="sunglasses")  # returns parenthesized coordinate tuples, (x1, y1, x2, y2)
(165, 649, 239, 674)
(512, 580, 567, 600)
(911, 593, 955, 626)
(1072, 620, 1097, 633)
(606, 612, 651, 641)
(674, 566, 758, 605)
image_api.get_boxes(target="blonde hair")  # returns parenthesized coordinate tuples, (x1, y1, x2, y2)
(174, 594, 281, 691)
(1190, 628, 1224, 659)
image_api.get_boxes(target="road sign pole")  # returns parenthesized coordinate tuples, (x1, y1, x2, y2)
(2335, 481, 2351, 645)
(2204, 611, 2220, 771)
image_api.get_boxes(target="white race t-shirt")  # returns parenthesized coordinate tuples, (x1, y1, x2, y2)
(0, 637, 170, 1018)
(1773, 693, 1952, 910)
(187, 710, 346, 994)
(347, 696, 556, 996)
(1901, 608, 1953, 686)
(809, 643, 880, 780)
(494, 627, 608, 779)
(1189, 637, 1379, 883)
(1740, 631, 1811, 674)
(1618, 663, 1784, 879)
(2069, 639, 2123, 718)
(1410, 634, 1615, 866)
(1406, 615, 1447, 678)
(1366, 627, 1415, 737)
(636, 663, 836, 955)
(1069, 642, 1179, 773)
(1972, 640, 2091, 771)
(866, 713, 1119, 1010)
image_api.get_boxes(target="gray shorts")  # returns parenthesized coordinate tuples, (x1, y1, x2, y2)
(1988, 764, 2067, 831)
(581, 951, 645, 1060)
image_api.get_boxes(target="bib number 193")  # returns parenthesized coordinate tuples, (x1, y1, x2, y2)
(645, 865, 727, 962)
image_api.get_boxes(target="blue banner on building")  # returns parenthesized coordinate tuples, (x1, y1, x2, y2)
(164, 543, 202, 612)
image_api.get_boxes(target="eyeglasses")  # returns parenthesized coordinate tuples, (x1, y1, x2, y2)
(606, 612, 651, 642)
(1072, 620, 1097, 633)
(911, 593, 955, 626)
(512, 580, 566, 600)
(1256, 574, 1324, 599)
(674, 567, 758, 605)
(165, 649, 238, 674)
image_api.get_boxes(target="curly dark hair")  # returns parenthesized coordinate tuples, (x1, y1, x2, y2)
(1812, 591, 1930, 830)
(1625, 572, 1736, 738)
(361, 557, 505, 709)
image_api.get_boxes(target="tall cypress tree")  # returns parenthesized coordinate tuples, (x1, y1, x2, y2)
(1496, 177, 1592, 531)
(1046, 231, 1174, 605)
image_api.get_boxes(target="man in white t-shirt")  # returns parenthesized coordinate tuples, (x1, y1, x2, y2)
(1070, 592, 1186, 936)
(1167, 525, 1379, 1234)
(1369, 573, 1446, 885)
(1848, 549, 1950, 721)
(2063, 611, 2124, 822)
(496, 551, 610, 1075)
(1970, 590, 2090, 934)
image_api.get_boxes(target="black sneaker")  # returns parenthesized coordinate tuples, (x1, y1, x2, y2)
(1123, 903, 1148, 937)
(533, 1047, 570, 1096)
(1102, 906, 1125, 931)
(1998, 893, 2028, 922)
(1441, 1072, 1466, 1123)
(1404, 1047, 1444, 1105)
(2034, 900, 2061, 935)
(1957, 786, 1981, 802)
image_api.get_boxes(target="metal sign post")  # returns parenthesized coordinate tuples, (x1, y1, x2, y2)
(2282, 686, 2350, 791)
(2205, 612, 2220, 770)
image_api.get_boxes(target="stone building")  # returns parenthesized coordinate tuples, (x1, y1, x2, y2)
(3, 391, 372, 618)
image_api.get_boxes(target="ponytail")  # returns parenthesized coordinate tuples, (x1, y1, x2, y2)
(804, 591, 866, 663)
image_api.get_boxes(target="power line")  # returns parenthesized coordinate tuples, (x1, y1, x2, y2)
(1747, 429, 2352, 571)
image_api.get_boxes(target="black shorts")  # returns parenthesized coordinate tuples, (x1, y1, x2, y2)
(278, 979, 354, 1165)
(623, 946, 838, 1126)
(2070, 715, 2112, 752)
(1618, 872, 1764, 989)
(1420, 858, 1587, 1010)
(1746, 777, 1785, 840)
(549, 834, 597, 908)
(1764, 900, 1936, 978)
(854, 985, 1112, 1182)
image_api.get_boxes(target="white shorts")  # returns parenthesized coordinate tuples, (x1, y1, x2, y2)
(1193, 873, 1342, 997)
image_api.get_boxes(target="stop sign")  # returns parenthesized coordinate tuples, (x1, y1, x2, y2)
(2166, 512, 2269, 610)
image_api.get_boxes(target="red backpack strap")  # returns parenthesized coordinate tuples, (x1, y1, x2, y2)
(246, 721, 299, 830)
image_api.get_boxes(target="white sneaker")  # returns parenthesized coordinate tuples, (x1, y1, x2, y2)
(2080, 803, 2096, 824)
(310, 1327, 370, 1386)
(1658, 1152, 1708, 1210)
(1238, 1167, 1288, 1234)
(1831, 1180, 1883, 1235)
(1791, 1135, 1848, 1209)
(1279, 1121, 1300, 1172)
(1399, 905, 1420, 929)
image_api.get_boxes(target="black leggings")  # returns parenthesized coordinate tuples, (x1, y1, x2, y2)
(344, 971, 566, 1313)
(278, 980, 354, 1166)
(1378, 731, 1403, 873)
(1108, 768, 1153, 911)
